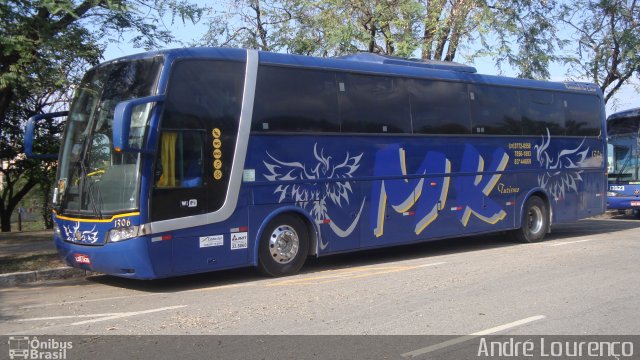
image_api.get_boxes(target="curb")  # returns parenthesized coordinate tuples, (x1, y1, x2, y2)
(0, 267, 92, 286)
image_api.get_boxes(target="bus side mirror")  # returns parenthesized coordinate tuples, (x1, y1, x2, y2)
(113, 95, 164, 153)
(24, 111, 68, 159)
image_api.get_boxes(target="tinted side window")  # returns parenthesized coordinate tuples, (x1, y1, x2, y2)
(155, 131, 204, 188)
(521, 90, 565, 135)
(159, 60, 245, 215)
(564, 93, 601, 136)
(409, 80, 470, 134)
(608, 117, 640, 136)
(162, 61, 243, 130)
(340, 74, 411, 133)
(253, 66, 340, 132)
(470, 85, 521, 135)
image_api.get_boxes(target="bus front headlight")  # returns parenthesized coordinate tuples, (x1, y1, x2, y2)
(607, 191, 620, 197)
(53, 222, 62, 239)
(108, 226, 139, 242)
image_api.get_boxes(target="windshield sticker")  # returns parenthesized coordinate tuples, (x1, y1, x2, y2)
(58, 178, 67, 195)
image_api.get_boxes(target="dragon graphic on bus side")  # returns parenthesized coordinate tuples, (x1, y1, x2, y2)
(263, 143, 366, 243)
(535, 129, 589, 202)
(262, 130, 592, 247)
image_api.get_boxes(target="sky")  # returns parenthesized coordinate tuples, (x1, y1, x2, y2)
(102, 12, 639, 118)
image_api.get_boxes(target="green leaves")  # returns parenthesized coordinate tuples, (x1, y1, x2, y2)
(199, 0, 637, 100)
(561, 0, 640, 104)
(0, 0, 205, 231)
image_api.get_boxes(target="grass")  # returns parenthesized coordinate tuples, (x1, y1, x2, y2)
(0, 254, 65, 274)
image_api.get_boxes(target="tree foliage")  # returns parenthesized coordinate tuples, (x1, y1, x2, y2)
(201, 0, 562, 78)
(0, 0, 203, 231)
(202, 0, 639, 101)
(202, 0, 430, 57)
(2, 0, 638, 230)
(561, 0, 640, 104)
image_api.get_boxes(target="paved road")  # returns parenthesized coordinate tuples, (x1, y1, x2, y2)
(1, 218, 639, 339)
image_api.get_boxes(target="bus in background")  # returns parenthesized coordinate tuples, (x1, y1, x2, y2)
(25, 48, 607, 279)
(607, 108, 640, 217)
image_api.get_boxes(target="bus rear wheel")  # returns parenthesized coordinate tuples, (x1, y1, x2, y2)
(511, 196, 548, 243)
(258, 214, 309, 277)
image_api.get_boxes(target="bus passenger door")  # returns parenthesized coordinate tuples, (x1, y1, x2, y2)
(151, 59, 246, 274)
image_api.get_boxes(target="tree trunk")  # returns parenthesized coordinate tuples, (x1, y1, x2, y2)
(0, 88, 12, 126)
(444, 1, 474, 62)
(1, 177, 37, 232)
(1, 210, 12, 232)
(422, 0, 446, 59)
(368, 25, 377, 53)
(40, 181, 54, 229)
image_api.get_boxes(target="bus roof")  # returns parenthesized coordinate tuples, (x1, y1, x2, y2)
(608, 107, 640, 121)
(336, 52, 478, 73)
(106, 47, 602, 96)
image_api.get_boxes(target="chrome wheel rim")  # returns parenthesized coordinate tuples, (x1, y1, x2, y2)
(527, 206, 544, 235)
(268, 225, 299, 264)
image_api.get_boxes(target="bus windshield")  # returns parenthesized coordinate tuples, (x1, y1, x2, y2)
(608, 133, 639, 182)
(54, 57, 163, 216)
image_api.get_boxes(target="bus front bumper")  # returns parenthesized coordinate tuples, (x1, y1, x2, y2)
(607, 196, 640, 210)
(54, 235, 157, 279)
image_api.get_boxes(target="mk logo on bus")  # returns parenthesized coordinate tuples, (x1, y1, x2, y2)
(371, 144, 509, 237)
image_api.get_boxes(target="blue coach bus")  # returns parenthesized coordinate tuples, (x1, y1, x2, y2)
(607, 108, 640, 217)
(25, 48, 606, 279)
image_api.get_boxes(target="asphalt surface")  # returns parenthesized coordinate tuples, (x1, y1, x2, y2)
(0, 217, 639, 340)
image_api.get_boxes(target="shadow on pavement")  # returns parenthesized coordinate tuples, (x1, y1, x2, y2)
(79, 217, 639, 293)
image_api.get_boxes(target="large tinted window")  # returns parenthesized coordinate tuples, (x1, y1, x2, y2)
(253, 66, 340, 132)
(564, 93, 601, 136)
(608, 116, 640, 136)
(340, 74, 411, 133)
(409, 80, 470, 134)
(521, 90, 565, 135)
(157, 60, 245, 217)
(155, 131, 204, 188)
(470, 85, 521, 135)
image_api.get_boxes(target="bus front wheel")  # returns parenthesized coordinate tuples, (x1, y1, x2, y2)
(258, 214, 309, 277)
(511, 196, 548, 243)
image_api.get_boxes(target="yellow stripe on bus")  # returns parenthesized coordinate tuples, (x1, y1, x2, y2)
(52, 211, 140, 223)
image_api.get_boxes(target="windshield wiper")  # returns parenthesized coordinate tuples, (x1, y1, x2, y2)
(615, 155, 632, 181)
(78, 160, 103, 220)
(88, 178, 104, 219)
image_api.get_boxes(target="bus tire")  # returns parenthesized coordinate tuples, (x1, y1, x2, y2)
(511, 196, 548, 243)
(257, 214, 309, 277)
